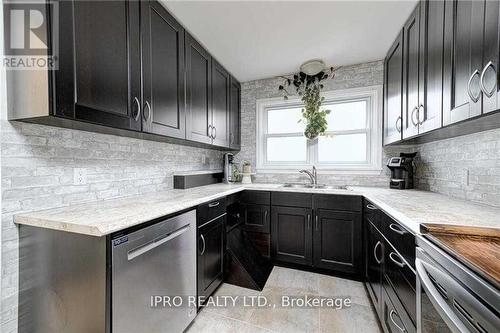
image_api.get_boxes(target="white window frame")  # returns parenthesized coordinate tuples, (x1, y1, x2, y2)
(256, 85, 383, 174)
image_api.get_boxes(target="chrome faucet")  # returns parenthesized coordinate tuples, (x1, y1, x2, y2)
(299, 166, 317, 185)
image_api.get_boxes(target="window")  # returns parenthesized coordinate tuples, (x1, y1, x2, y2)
(256, 86, 383, 173)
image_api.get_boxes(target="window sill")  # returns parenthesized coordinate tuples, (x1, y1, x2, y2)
(255, 168, 384, 176)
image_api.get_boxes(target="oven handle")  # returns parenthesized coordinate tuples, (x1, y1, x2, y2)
(416, 258, 472, 333)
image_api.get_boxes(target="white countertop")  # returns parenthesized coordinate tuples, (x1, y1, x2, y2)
(14, 183, 500, 236)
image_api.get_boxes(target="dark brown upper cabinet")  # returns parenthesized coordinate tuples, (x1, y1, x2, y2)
(229, 77, 242, 150)
(211, 60, 230, 147)
(56, 0, 142, 131)
(418, 0, 445, 134)
(383, 30, 404, 145)
(185, 33, 213, 145)
(402, 4, 422, 139)
(482, 0, 500, 114)
(141, 1, 185, 139)
(443, 0, 485, 125)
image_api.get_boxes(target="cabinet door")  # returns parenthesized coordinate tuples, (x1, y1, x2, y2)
(271, 206, 312, 266)
(197, 215, 224, 300)
(141, 1, 185, 138)
(365, 222, 384, 317)
(313, 209, 362, 275)
(229, 77, 241, 150)
(419, 0, 445, 133)
(481, 0, 500, 114)
(443, 0, 485, 125)
(242, 204, 270, 234)
(185, 33, 212, 144)
(211, 60, 230, 147)
(384, 30, 404, 145)
(382, 287, 416, 333)
(56, 0, 141, 131)
(402, 4, 421, 139)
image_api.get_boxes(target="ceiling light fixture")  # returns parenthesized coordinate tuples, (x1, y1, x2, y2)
(300, 59, 326, 76)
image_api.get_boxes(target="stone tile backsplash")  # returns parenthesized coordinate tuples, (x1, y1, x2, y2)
(0, 120, 224, 332)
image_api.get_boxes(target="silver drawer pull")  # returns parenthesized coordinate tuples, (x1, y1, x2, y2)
(389, 223, 407, 235)
(389, 252, 406, 268)
(389, 309, 407, 333)
(208, 202, 220, 208)
(366, 204, 377, 210)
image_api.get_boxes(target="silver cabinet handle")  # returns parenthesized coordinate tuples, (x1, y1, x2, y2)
(208, 201, 220, 208)
(395, 116, 402, 133)
(315, 215, 319, 231)
(389, 223, 407, 235)
(264, 210, 268, 222)
(411, 106, 419, 126)
(366, 204, 377, 210)
(467, 69, 481, 103)
(200, 234, 206, 255)
(418, 104, 425, 125)
(208, 125, 213, 139)
(143, 101, 151, 121)
(213, 126, 217, 140)
(480, 61, 496, 98)
(389, 310, 406, 333)
(132, 97, 141, 121)
(307, 214, 311, 230)
(373, 241, 382, 264)
(230, 133, 234, 145)
(389, 252, 406, 268)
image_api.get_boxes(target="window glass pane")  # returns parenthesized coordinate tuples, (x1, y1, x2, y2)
(267, 107, 305, 134)
(267, 136, 307, 162)
(324, 100, 367, 131)
(318, 133, 367, 162)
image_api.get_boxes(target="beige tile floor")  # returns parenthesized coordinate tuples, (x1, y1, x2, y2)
(187, 266, 382, 333)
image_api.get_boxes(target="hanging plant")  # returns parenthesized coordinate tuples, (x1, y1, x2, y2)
(278, 66, 338, 140)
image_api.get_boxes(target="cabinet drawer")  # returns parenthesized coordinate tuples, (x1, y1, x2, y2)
(363, 199, 381, 230)
(240, 191, 270, 205)
(382, 285, 416, 333)
(197, 197, 226, 225)
(382, 215, 415, 269)
(313, 194, 361, 212)
(384, 242, 416, 325)
(272, 192, 312, 208)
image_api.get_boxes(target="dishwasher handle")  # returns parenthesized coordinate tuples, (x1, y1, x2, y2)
(127, 224, 191, 261)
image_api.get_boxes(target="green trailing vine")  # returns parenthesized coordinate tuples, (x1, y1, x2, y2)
(278, 67, 338, 140)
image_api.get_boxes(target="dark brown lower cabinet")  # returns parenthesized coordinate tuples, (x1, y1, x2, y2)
(365, 221, 384, 319)
(313, 209, 362, 274)
(382, 286, 416, 333)
(271, 206, 313, 266)
(241, 204, 270, 234)
(197, 214, 225, 303)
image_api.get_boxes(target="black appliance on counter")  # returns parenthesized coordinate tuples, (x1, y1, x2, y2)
(386, 152, 417, 189)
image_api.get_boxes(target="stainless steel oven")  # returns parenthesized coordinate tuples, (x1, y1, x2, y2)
(416, 236, 500, 333)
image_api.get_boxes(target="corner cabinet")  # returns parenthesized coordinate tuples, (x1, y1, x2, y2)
(56, 0, 142, 131)
(141, 1, 185, 138)
(383, 30, 404, 145)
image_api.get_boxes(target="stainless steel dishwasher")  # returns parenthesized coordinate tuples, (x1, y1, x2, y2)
(111, 210, 197, 333)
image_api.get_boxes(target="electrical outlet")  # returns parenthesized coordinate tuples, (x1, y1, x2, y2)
(463, 168, 470, 187)
(73, 168, 87, 185)
(201, 155, 207, 165)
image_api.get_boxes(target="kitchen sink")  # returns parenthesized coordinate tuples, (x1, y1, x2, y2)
(281, 183, 348, 190)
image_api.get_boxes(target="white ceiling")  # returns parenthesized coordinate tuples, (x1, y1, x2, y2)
(162, 1, 418, 82)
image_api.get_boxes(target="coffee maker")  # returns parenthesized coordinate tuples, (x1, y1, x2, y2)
(386, 152, 417, 189)
(223, 153, 235, 183)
